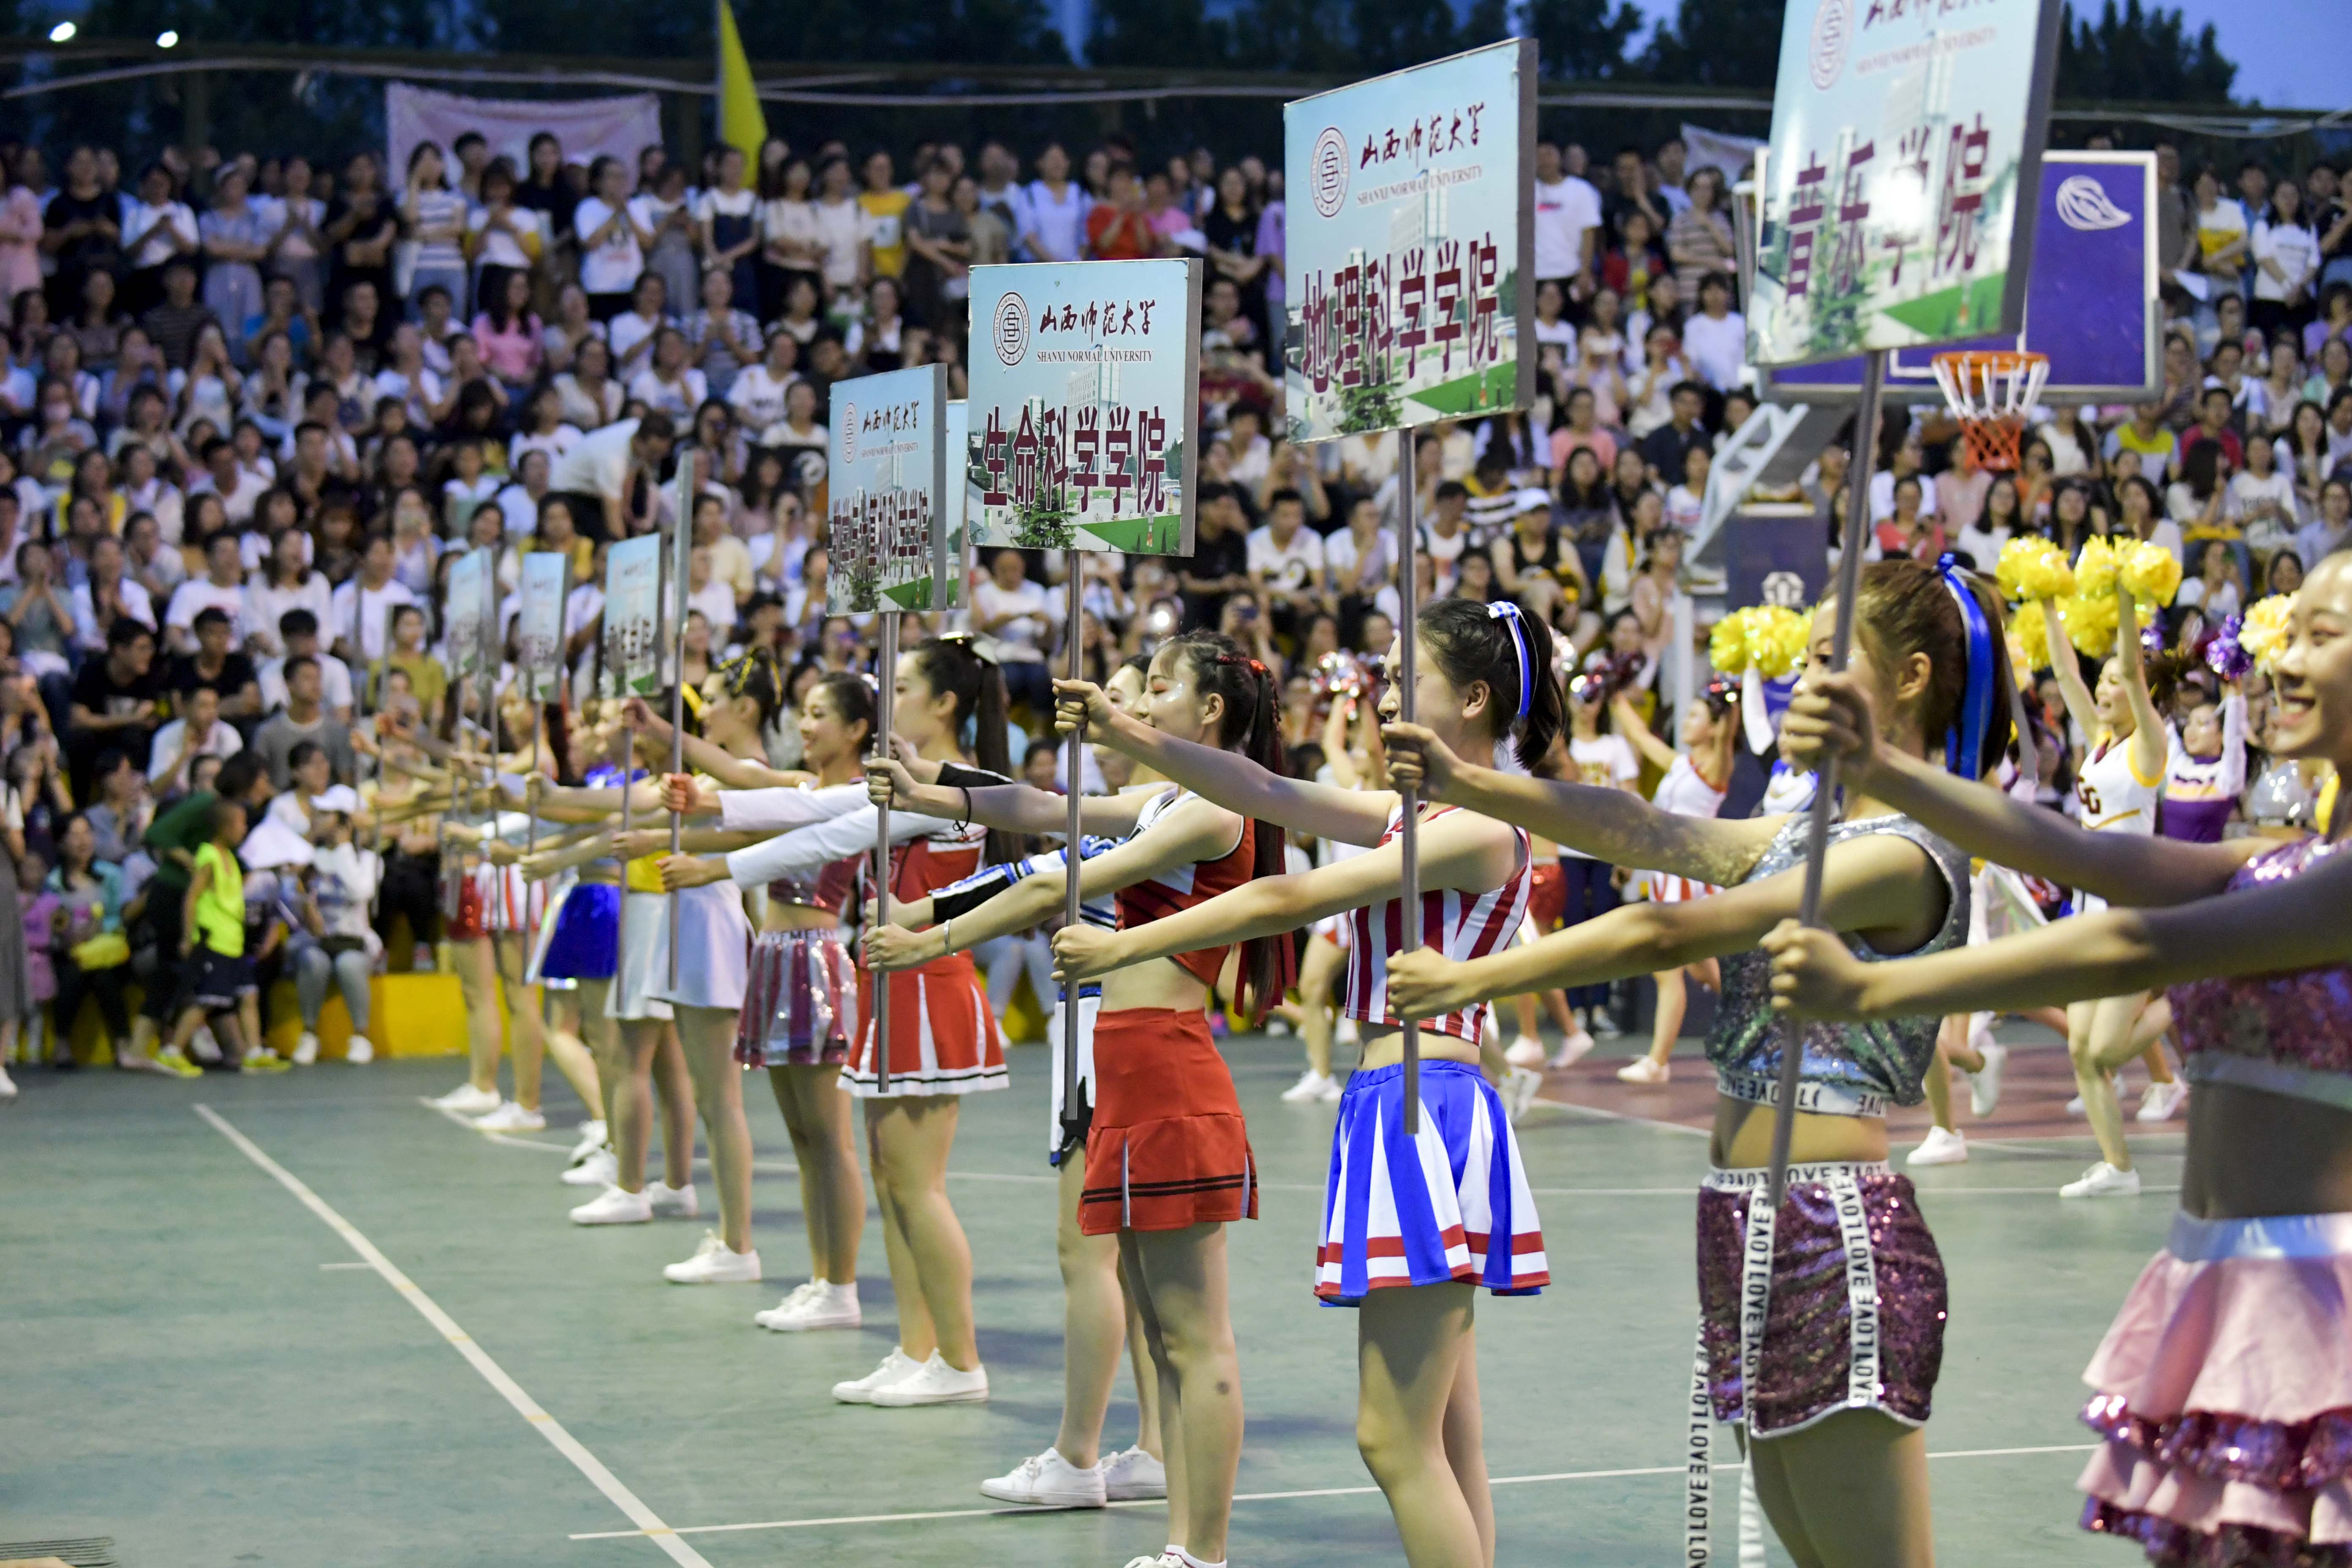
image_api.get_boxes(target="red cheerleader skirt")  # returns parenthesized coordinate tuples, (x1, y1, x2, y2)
(1080, 1007, 1258, 1237)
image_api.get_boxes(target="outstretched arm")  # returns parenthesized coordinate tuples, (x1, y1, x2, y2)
(2115, 589, 2170, 787)
(1383, 720, 1781, 886)
(1383, 830, 1935, 1018)
(621, 699, 804, 789)
(864, 755, 1162, 838)
(1053, 810, 1513, 983)
(1766, 842, 2352, 1020)
(1056, 678, 1397, 846)
(1780, 670, 2258, 905)
(2042, 598, 2102, 743)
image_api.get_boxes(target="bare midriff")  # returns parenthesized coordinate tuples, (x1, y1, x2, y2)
(1712, 1095, 1890, 1169)
(2183, 1083, 2352, 1218)
(1360, 1029, 1482, 1071)
(764, 900, 837, 934)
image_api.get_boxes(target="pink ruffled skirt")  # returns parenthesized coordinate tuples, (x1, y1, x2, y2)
(2080, 1210, 2352, 1567)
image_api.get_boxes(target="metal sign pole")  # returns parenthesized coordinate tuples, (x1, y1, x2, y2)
(1765, 348, 1885, 1216)
(1060, 569, 1084, 1143)
(665, 492, 690, 991)
(1393, 430, 1421, 1136)
(871, 614, 897, 1094)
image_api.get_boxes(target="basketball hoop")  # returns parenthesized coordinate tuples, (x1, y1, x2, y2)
(1932, 350, 2049, 473)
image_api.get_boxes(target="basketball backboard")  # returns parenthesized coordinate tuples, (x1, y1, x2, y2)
(1754, 150, 2159, 406)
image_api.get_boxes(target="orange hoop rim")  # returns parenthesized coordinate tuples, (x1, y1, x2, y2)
(1933, 350, 2050, 472)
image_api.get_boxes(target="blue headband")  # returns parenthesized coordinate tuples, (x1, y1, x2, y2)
(1936, 553, 1995, 777)
(1487, 601, 1532, 721)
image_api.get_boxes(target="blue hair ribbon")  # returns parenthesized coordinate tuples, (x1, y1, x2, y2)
(1936, 553, 1995, 777)
(1487, 600, 1532, 720)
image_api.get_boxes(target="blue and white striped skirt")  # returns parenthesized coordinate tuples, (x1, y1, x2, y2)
(1315, 1060, 1549, 1304)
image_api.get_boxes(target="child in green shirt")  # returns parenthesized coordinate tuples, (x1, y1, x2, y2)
(171, 797, 284, 1073)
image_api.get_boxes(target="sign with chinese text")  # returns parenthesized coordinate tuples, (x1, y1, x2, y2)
(966, 259, 1200, 555)
(827, 363, 950, 614)
(519, 552, 568, 702)
(1282, 38, 1536, 441)
(446, 548, 489, 681)
(603, 534, 662, 697)
(945, 399, 970, 607)
(1748, 0, 2063, 368)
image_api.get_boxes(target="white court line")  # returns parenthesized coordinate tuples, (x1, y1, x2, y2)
(1528, 1095, 1711, 1136)
(319, 1260, 374, 1270)
(568, 1443, 2097, 1540)
(196, 1104, 713, 1568)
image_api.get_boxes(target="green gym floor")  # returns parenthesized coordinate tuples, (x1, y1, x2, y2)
(6, 1027, 2185, 1567)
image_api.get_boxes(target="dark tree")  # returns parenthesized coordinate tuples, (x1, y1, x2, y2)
(1523, 0, 1644, 80)
(1635, 0, 1783, 90)
(1088, 0, 1236, 69)
(2057, 0, 2237, 105)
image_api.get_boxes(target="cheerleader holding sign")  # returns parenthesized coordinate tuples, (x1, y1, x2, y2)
(1052, 598, 1556, 1568)
(1763, 553, 2352, 1568)
(1377, 559, 2014, 1568)
(865, 630, 1289, 1568)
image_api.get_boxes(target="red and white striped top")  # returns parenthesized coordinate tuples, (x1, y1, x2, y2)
(1342, 803, 1531, 1045)
(1114, 786, 1255, 990)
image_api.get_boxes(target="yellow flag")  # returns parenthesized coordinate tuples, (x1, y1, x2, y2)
(716, 0, 766, 161)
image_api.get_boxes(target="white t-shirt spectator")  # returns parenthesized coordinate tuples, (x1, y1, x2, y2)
(1324, 526, 1395, 596)
(68, 578, 157, 651)
(373, 364, 443, 427)
(548, 418, 642, 501)
(2252, 219, 2319, 305)
(627, 366, 707, 422)
(1868, 470, 1939, 523)
(571, 196, 643, 295)
(125, 197, 199, 270)
(607, 309, 663, 372)
(466, 204, 541, 272)
(243, 574, 334, 658)
(1681, 310, 1747, 392)
(810, 198, 865, 291)
(1246, 523, 1326, 596)
(492, 481, 540, 541)
(258, 651, 355, 718)
(165, 577, 249, 643)
(688, 577, 738, 637)
(147, 716, 243, 783)
(1532, 175, 1603, 283)
(973, 574, 1055, 662)
(188, 467, 270, 525)
(1024, 181, 1088, 263)
(509, 424, 580, 472)
(726, 362, 800, 432)
(329, 577, 418, 665)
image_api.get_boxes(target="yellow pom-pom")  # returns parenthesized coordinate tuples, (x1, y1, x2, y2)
(2013, 600, 2050, 670)
(1996, 537, 2076, 603)
(2118, 541, 2183, 606)
(1708, 608, 1753, 676)
(2073, 535, 2118, 599)
(2061, 592, 2119, 659)
(2241, 594, 2295, 672)
(1751, 606, 1813, 679)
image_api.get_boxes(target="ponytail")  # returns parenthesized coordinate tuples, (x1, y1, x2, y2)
(913, 635, 1018, 864)
(1168, 631, 1294, 1022)
(1418, 596, 1563, 767)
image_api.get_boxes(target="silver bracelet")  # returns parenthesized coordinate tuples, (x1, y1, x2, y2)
(940, 916, 953, 956)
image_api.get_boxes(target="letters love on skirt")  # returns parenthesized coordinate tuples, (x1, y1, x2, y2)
(965, 259, 1202, 557)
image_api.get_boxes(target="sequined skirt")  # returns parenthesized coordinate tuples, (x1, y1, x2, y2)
(735, 928, 857, 1068)
(2079, 1210, 2352, 1567)
(1695, 1160, 1946, 1437)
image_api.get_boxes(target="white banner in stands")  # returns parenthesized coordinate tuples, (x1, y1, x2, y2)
(386, 83, 661, 184)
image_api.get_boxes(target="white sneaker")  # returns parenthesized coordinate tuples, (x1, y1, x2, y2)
(1280, 1070, 1339, 1103)
(664, 1230, 761, 1284)
(755, 1280, 861, 1331)
(1968, 1041, 2007, 1119)
(1550, 1029, 1596, 1069)
(1616, 1056, 1670, 1085)
(1119, 1555, 1184, 1568)
(472, 1101, 548, 1133)
(1099, 1445, 1168, 1502)
(2137, 1080, 2189, 1123)
(833, 1347, 923, 1404)
(648, 1181, 700, 1218)
(2065, 1094, 2086, 1117)
(1906, 1126, 1969, 1166)
(1501, 1064, 1543, 1123)
(345, 1034, 374, 1065)
(869, 1350, 988, 1406)
(0, 1060, 14, 1097)
(978, 1446, 1107, 1507)
(570, 1186, 653, 1225)
(2061, 1162, 2143, 1199)
(189, 1026, 223, 1065)
(1334, 1016, 1360, 1045)
(431, 1083, 501, 1116)
(561, 1147, 618, 1188)
(568, 1120, 609, 1163)
(293, 1031, 319, 1066)
(1590, 1010, 1625, 1038)
(1263, 1017, 1292, 1038)
(1503, 1036, 1546, 1070)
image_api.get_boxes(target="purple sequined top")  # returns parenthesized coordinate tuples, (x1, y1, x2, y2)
(2172, 835, 2352, 1103)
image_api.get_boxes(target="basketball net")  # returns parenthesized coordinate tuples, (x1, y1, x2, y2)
(1931, 350, 2048, 473)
